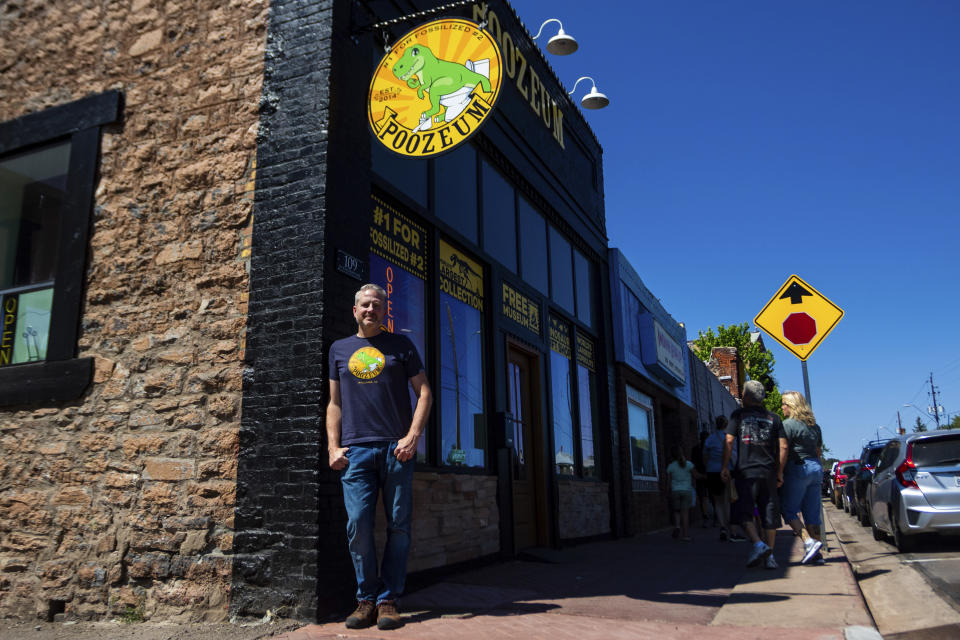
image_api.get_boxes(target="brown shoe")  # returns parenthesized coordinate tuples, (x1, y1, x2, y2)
(345, 600, 377, 628)
(377, 600, 403, 630)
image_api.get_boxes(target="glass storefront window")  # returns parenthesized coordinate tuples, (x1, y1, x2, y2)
(0, 141, 69, 368)
(627, 386, 657, 479)
(574, 249, 594, 328)
(369, 196, 429, 461)
(577, 363, 597, 477)
(576, 332, 598, 478)
(371, 139, 428, 207)
(435, 145, 477, 242)
(517, 197, 548, 293)
(438, 239, 486, 468)
(549, 315, 574, 475)
(481, 159, 516, 272)
(549, 227, 574, 313)
(621, 284, 642, 360)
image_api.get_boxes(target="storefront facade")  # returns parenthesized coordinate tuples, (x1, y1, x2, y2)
(0, 0, 615, 623)
(607, 249, 700, 533)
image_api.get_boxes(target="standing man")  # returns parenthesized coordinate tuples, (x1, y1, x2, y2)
(327, 284, 432, 630)
(720, 380, 788, 569)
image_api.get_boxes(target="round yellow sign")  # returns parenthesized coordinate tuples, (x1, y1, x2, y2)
(348, 346, 385, 380)
(368, 18, 502, 158)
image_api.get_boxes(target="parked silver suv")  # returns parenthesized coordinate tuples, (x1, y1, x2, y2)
(869, 431, 960, 552)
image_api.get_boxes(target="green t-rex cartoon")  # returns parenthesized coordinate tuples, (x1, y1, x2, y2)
(353, 350, 383, 374)
(392, 45, 492, 125)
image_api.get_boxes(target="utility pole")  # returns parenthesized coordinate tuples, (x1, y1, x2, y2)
(897, 410, 904, 435)
(930, 372, 942, 429)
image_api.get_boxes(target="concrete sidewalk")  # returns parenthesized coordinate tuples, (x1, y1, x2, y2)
(276, 516, 878, 640)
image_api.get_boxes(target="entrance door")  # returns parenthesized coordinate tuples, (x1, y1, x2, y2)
(506, 344, 547, 550)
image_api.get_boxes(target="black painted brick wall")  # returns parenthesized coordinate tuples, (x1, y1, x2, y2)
(234, 0, 379, 621)
(233, 0, 334, 621)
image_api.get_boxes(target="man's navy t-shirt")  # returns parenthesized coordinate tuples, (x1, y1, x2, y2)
(329, 331, 424, 446)
(725, 405, 786, 478)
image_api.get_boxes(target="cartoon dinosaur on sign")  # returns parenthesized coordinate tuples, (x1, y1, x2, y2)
(392, 45, 491, 129)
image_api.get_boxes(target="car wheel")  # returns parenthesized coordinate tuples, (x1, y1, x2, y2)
(859, 504, 871, 527)
(849, 500, 858, 518)
(891, 508, 917, 553)
(871, 513, 884, 541)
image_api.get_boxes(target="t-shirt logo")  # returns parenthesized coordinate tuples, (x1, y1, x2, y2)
(348, 347, 385, 380)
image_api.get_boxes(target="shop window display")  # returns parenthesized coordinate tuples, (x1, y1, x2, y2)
(0, 142, 69, 367)
(549, 315, 575, 475)
(438, 239, 486, 468)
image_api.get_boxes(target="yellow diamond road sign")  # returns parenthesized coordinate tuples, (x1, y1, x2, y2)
(754, 275, 844, 361)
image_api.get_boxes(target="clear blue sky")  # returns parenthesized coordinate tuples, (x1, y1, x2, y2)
(514, 1, 960, 460)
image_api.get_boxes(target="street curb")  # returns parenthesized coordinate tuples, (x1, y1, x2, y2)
(823, 503, 882, 632)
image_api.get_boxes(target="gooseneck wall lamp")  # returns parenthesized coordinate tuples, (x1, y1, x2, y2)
(532, 18, 579, 56)
(568, 76, 610, 110)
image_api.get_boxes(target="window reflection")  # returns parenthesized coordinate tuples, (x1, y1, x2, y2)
(549, 227, 574, 313)
(435, 145, 477, 242)
(506, 360, 526, 479)
(369, 253, 428, 462)
(517, 197, 548, 293)
(481, 159, 516, 272)
(574, 249, 593, 328)
(627, 387, 656, 478)
(550, 350, 575, 475)
(440, 296, 485, 468)
(577, 364, 597, 477)
(371, 136, 428, 207)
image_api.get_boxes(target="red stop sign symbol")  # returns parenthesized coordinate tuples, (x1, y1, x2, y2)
(782, 312, 817, 345)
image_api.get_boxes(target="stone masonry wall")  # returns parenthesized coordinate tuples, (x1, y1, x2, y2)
(557, 478, 610, 540)
(0, 0, 266, 621)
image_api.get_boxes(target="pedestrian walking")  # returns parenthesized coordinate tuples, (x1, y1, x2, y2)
(667, 444, 700, 541)
(691, 431, 711, 526)
(704, 416, 739, 540)
(721, 380, 788, 569)
(779, 390, 825, 564)
(327, 284, 433, 630)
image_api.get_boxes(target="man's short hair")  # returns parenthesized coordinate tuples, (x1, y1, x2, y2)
(742, 380, 766, 405)
(355, 283, 386, 305)
(715, 415, 728, 430)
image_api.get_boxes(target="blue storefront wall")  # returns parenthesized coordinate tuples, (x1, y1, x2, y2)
(608, 248, 692, 406)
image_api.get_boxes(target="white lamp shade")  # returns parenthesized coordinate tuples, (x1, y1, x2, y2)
(581, 87, 609, 109)
(546, 32, 578, 55)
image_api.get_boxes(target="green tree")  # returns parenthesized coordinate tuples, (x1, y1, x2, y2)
(945, 414, 960, 430)
(691, 323, 782, 415)
(913, 417, 928, 433)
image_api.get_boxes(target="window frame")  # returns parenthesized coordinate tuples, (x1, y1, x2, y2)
(0, 91, 122, 406)
(626, 385, 659, 484)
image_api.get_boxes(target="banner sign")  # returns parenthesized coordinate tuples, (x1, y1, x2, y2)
(368, 18, 503, 158)
(439, 239, 484, 312)
(576, 332, 596, 372)
(549, 315, 571, 359)
(501, 282, 540, 336)
(370, 194, 427, 280)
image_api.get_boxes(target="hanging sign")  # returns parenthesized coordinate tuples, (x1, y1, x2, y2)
(368, 18, 503, 158)
(439, 239, 484, 311)
(576, 332, 596, 373)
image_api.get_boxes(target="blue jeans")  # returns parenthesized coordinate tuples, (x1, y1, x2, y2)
(341, 441, 415, 604)
(780, 458, 823, 526)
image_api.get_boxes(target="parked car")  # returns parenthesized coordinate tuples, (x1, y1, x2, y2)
(853, 440, 890, 526)
(842, 462, 859, 513)
(832, 459, 859, 508)
(828, 461, 840, 498)
(869, 431, 960, 552)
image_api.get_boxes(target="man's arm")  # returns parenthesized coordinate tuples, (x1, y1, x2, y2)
(721, 433, 735, 482)
(327, 380, 350, 470)
(394, 371, 432, 462)
(777, 437, 789, 487)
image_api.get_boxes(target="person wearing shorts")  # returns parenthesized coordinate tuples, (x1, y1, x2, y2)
(721, 380, 787, 569)
(666, 445, 699, 541)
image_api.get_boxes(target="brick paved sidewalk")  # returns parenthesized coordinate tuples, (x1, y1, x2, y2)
(277, 518, 876, 640)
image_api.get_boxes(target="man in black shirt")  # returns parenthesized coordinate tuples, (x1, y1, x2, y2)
(721, 380, 787, 569)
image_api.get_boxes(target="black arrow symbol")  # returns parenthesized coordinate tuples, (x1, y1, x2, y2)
(780, 282, 812, 304)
